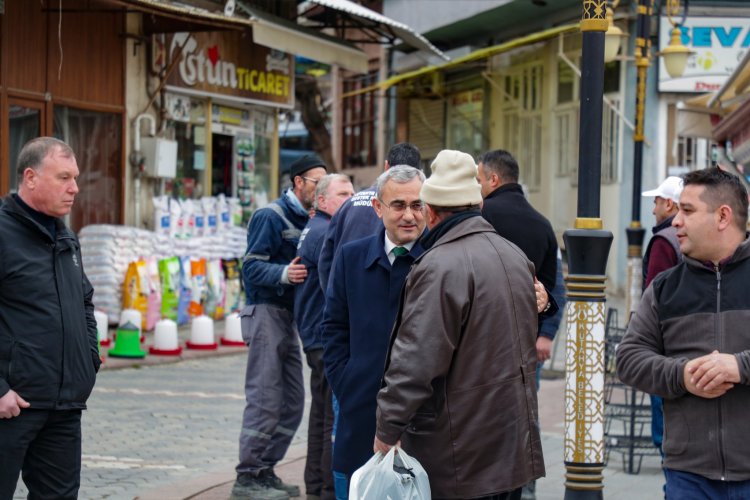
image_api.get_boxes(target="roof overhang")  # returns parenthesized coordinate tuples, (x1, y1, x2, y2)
(301, 0, 448, 60)
(239, 3, 368, 73)
(676, 50, 750, 140)
(111, 0, 369, 73)
(343, 22, 579, 99)
(107, 0, 252, 32)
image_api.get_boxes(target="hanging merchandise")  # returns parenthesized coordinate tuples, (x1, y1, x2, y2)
(158, 257, 181, 321)
(189, 257, 208, 317)
(223, 258, 242, 314)
(144, 257, 162, 332)
(177, 256, 193, 325)
(122, 260, 149, 331)
(234, 133, 256, 224)
(204, 259, 226, 320)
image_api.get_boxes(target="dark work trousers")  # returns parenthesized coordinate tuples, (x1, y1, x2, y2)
(304, 349, 335, 499)
(237, 304, 305, 476)
(435, 488, 522, 500)
(0, 409, 82, 500)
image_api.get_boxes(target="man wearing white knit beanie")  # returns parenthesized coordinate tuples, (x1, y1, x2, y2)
(374, 150, 547, 500)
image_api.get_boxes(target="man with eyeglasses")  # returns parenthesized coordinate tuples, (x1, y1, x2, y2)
(321, 165, 426, 496)
(231, 154, 327, 500)
(317, 143, 421, 293)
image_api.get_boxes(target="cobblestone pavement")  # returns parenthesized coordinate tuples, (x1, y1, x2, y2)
(14, 352, 309, 500)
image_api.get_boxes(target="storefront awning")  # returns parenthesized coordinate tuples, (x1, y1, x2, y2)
(674, 51, 750, 140)
(110, 0, 369, 73)
(238, 4, 369, 74)
(708, 49, 750, 109)
(342, 22, 579, 98)
(303, 0, 448, 60)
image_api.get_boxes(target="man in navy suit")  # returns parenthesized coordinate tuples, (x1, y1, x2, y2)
(321, 165, 426, 496)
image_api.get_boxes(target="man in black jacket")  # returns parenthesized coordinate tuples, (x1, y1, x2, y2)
(477, 150, 558, 500)
(0, 137, 100, 499)
(477, 150, 559, 362)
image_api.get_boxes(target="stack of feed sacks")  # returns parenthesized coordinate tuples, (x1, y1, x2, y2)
(79, 225, 155, 324)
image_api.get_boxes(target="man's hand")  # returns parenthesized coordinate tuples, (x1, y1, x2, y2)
(0, 389, 30, 419)
(287, 256, 308, 284)
(536, 336, 553, 364)
(686, 350, 740, 394)
(373, 436, 399, 454)
(534, 277, 549, 313)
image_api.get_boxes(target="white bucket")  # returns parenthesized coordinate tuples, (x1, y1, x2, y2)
(221, 312, 244, 346)
(187, 315, 217, 349)
(154, 319, 179, 350)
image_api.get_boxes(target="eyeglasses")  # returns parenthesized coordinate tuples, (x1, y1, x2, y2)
(302, 176, 320, 185)
(379, 199, 424, 213)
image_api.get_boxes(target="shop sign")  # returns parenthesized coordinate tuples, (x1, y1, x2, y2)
(659, 16, 750, 93)
(166, 31, 294, 108)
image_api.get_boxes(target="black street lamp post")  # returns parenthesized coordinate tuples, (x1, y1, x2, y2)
(563, 1, 614, 498)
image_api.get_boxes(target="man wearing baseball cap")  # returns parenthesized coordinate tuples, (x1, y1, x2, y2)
(640, 175, 684, 472)
(642, 176, 684, 291)
(232, 154, 327, 500)
(374, 150, 545, 499)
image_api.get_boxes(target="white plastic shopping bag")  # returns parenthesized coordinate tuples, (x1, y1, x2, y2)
(349, 446, 431, 500)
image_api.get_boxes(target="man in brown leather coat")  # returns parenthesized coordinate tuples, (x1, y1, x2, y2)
(374, 149, 545, 500)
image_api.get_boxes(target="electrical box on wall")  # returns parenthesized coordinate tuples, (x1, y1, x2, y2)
(141, 137, 177, 178)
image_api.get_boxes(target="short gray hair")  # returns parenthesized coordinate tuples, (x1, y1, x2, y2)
(17, 137, 75, 185)
(375, 165, 425, 199)
(314, 173, 351, 209)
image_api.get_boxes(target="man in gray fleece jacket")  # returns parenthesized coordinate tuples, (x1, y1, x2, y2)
(617, 167, 750, 498)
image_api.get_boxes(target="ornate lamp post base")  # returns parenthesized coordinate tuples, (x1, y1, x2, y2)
(563, 224, 613, 500)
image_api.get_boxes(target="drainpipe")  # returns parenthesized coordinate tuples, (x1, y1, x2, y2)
(130, 113, 156, 227)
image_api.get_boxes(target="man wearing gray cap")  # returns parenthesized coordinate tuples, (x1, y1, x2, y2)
(374, 149, 544, 500)
(640, 175, 684, 463)
(232, 154, 327, 500)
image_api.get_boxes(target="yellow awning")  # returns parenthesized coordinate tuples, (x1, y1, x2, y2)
(342, 22, 580, 98)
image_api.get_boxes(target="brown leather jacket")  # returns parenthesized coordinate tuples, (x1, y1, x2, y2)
(376, 216, 545, 499)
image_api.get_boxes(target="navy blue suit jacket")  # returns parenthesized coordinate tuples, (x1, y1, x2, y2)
(321, 230, 423, 475)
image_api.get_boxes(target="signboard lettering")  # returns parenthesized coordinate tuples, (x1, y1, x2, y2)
(167, 31, 294, 108)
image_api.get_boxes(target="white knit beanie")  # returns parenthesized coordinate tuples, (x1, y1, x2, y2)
(420, 149, 482, 207)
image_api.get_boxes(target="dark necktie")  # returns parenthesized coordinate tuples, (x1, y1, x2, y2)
(392, 246, 408, 257)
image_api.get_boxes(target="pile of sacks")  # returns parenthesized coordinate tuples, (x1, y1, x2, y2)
(80, 216, 247, 330)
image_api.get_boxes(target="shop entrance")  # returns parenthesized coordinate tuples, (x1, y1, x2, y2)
(212, 133, 234, 197)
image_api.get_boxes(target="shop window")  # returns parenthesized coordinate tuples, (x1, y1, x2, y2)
(554, 109, 578, 177)
(500, 61, 543, 191)
(557, 60, 576, 104)
(554, 58, 623, 185)
(163, 95, 208, 200)
(342, 70, 378, 168)
(446, 88, 485, 159)
(601, 95, 621, 184)
(676, 136, 714, 170)
(8, 104, 42, 192)
(53, 106, 122, 231)
(603, 61, 621, 94)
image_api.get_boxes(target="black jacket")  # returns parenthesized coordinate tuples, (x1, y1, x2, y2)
(0, 195, 100, 410)
(481, 183, 558, 291)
